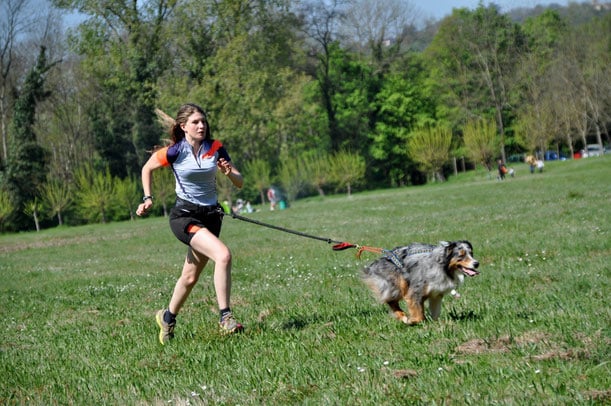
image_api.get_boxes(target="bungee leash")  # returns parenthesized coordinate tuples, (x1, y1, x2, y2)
(228, 211, 403, 268)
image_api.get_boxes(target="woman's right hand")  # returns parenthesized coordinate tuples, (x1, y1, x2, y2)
(136, 200, 152, 216)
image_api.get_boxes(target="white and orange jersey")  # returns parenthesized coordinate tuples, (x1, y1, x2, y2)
(154, 138, 231, 206)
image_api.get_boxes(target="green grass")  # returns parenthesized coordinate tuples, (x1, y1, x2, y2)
(1, 157, 610, 405)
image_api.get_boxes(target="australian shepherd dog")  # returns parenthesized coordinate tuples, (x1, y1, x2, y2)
(361, 241, 480, 325)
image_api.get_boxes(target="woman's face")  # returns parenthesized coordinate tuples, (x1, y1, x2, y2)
(181, 112, 207, 142)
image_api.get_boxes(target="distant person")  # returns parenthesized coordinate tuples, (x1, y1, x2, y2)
(245, 201, 254, 213)
(525, 155, 536, 174)
(232, 198, 244, 214)
(497, 159, 508, 180)
(267, 187, 278, 211)
(136, 103, 245, 344)
(536, 159, 544, 173)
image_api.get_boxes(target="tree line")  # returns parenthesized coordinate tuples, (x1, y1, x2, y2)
(0, 0, 609, 232)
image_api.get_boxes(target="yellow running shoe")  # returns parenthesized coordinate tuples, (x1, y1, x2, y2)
(155, 309, 175, 345)
(219, 312, 244, 335)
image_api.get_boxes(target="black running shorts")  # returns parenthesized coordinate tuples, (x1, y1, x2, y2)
(169, 198, 223, 245)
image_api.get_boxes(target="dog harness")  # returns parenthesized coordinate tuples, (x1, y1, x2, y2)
(354, 245, 403, 269)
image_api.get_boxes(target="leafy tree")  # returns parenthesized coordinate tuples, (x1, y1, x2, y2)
(41, 180, 72, 226)
(302, 153, 332, 196)
(0, 0, 34, 163)
(299, 0, 344, 150)
(326, 44, 378, 154)
(301, 2, 379, 156)
(544, 14, 611, 153)
(278, 157, 308, 202)
(152, 166, 175, 217)
(54, 0, 174, 177)
(329, 150, 365, 196)
(463, 118, 499, 171)
(4, 46, 52, 230)
(23, 198, 42, 232)
(571, 14, 611, 149)
(370, 61, 435, 187)
(115, 175, 140, 221)
(341, 0, 419, 73)
(514, 98, 555, 156)
(176, 0, 306, 169)
(74, 164, 115, 224)
(522, 9, 567, 59)
(270, 72, 326, 162)
(244, 159, 272, 205)
(407, 126, 452, 182)
(425, 5, 527, 161)
(0, 187, 12, 231)
(515, 10, 569, 156)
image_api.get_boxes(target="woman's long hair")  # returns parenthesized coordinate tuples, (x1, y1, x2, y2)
(155, 103, 211, 145)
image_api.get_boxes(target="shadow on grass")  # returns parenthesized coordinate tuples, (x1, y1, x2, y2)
(448, 309, 480, 321)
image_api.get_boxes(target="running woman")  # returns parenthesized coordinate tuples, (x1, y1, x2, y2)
(136, 103, 244, 344)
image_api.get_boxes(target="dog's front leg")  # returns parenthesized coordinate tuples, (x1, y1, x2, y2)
(428, 296, 443, 320)
(405, 292, 425, 325)
(387, 300, 409, 324)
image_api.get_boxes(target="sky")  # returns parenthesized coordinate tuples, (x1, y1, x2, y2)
(418, 0, 569, 20)
(57, 0, 572, 28)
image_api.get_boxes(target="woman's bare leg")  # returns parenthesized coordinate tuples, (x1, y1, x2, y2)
(174, 228, 232, 311)
(168, 248, 208, 315)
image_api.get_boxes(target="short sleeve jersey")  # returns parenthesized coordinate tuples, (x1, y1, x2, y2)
(154, 138, 231, 206)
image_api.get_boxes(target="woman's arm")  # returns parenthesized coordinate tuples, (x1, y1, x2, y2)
(136, 153, 164, 216)
(217, 158, 243, 189)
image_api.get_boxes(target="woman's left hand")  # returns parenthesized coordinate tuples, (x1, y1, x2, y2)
(217, 158, 232, 176)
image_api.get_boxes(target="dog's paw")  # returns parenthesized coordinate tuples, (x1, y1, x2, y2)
(400, 315, 410, 324)
(407, 318, 423, 325)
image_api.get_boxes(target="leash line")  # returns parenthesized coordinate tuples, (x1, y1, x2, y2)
(229, 212, 343, 245)
(228, 211, 403, 268)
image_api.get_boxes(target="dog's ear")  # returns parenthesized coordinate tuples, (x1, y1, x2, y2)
(460, 240, 473, 253)
(444, 241, 457, 260)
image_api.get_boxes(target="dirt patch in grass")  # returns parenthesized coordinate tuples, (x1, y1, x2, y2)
(455, 335, 514, 355)
(582, 389, 611, 403)
(456, 331, 555, 355)
(380, 366, 418, 380)
(424, 330, 562, 358)
(455, 330, 605, 362)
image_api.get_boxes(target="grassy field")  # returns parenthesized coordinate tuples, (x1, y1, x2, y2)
(1, 157, 609, 405)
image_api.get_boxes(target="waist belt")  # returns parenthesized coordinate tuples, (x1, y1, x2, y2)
(175, 197, 222, 216)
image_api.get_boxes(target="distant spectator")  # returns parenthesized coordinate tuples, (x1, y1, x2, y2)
(267, 188, 278, 211)
(232, 198, 244, 214)
(525, 155, 536, 174)
(497, 159, 508, 180)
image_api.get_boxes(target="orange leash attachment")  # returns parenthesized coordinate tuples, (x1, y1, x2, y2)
(355, 245, 384, 259)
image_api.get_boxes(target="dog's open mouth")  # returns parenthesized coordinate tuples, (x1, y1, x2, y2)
(459, 266, 480, 277)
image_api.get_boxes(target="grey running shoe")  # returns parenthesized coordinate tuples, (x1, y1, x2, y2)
(219, 312, 244, 335)
(156, 309, 175, 345)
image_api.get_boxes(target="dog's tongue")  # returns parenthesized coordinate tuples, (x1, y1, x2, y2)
(461, 268, 479, 277)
